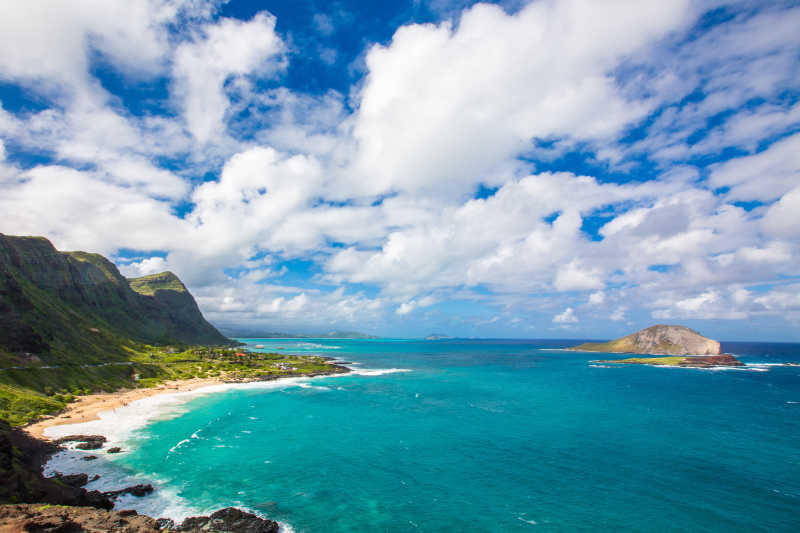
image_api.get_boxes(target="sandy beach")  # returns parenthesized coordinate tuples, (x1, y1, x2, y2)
(25, 377, 226, 440)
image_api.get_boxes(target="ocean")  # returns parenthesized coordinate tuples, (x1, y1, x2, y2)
(44, 338, 800, 532)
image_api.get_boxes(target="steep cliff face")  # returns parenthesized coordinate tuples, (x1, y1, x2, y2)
(570, 325, 721, 355)
(0, 234, 229, 365)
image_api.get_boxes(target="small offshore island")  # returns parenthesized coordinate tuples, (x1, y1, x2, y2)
(569, 324, 745, 367)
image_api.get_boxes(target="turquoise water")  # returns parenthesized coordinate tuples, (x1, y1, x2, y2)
(116, 339, 799, 532)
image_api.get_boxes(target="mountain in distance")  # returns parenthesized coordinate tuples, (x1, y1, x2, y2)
(568, 324, 721, 355)
(0, 234, 230, 367)
(220, 328, 378, 339)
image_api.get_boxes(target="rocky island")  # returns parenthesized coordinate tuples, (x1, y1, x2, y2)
(569, 325, 744, 367)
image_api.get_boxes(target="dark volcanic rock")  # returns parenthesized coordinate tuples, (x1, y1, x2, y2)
(0, 421, 112, 509)
(82, 455, 98, 461)
(156, 517, 176, 529)
(52, 472, 89, 488)
(107, 447, 122, 454)
(76, 441, 103, 450)
(54, 435, 107, 446)
(104, 484, 154, 499)
(679, 354, 744, 367)
(176, 507, 279, 532)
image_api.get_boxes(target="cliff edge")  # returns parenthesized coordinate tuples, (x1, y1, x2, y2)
(0, 233, 230, 366)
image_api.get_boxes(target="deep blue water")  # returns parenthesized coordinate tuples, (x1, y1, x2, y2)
(114, 339, 800, 532)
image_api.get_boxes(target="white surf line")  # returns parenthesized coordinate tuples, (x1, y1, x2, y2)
(41, 365, 412, 524)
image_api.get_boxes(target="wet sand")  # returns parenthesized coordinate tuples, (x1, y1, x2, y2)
(25, 377, 225, 440)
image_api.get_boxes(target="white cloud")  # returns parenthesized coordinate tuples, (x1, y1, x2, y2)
(0, 164, 189, 256)
(554, 261, 604, 292)
(708, 133, 800, 202)
(119, 257, 169, 278)
(588, 291, 605, 305)
(172, 13, 284, 144)
(553, 307, 578, 324)
(762, 186, 800, 239)
(0, 0, 179, 97)
(0, 1, 799, 337)
(609, 307, 626, 321)
(350, 0, 690, 197)
(396, 302, 416, 315)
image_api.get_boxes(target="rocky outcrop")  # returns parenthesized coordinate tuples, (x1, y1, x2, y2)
(0, 504, 280, 533)
(2, 412, 285, 532)
(52, 472, 89, 488)
(678, 354, 743, 367)
(0, 421, 112, 509)
(570, 325, 721, 355)
(104, 484, 154, 499)
(595, 354, 744, 367)
(54, 435, 107, 446)
(174, 507, 279, 532)
(0, 504, 161, 533)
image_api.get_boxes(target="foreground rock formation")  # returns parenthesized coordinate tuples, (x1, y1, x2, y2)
(0, 421, 281, 532)
(569, 325, 721, 355)
(0, 504, 280, 533)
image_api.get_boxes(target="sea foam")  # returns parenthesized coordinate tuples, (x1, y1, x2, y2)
(41, 366, 411, 525)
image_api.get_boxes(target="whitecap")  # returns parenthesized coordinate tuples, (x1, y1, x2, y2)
(168, 439, 190, 454)
(350, 368, 412, 376)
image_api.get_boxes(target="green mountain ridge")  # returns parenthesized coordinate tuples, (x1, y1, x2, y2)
(0, 234, 229, 367)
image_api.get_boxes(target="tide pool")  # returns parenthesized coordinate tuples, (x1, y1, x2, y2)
(51, 339, 800, 532)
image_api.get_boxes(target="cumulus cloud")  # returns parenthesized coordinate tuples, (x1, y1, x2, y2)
(350, 0, 691, 197)
(172, 13, 285, 143)
(709, 133, 800, 202)
(0, 1, 799, 337)
(0, 0, 181, 97)
(119, 257, 169, 278)
(553, 307, 578, 324)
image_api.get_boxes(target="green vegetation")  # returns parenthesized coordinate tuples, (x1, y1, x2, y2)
(128, 271, 187, 296)
(604, 356, 686, 366)
(0, 234, 231, 370)
(0, 234, 348, 427)
(0, 384, 65, 427)
(570, 337, 648, 353)
(0, 345, 344, 426)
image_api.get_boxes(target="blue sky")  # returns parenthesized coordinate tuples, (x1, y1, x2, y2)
(1, 0, 799, 340)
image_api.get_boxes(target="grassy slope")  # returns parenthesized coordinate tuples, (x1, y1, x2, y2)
(571, 336, 684, 355)
(0, 235, 243, 425)
(0, 346, 343, 426)
(603, 356, 686, 366)
(128, 271, 186, 296)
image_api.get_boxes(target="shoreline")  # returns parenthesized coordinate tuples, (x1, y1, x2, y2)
(25, 377, 226, 440)
(21, 363, 413, 524)
(25, 365, 351, 441)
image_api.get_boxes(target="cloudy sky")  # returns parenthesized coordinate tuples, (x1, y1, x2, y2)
(1, 0, 799, 340)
